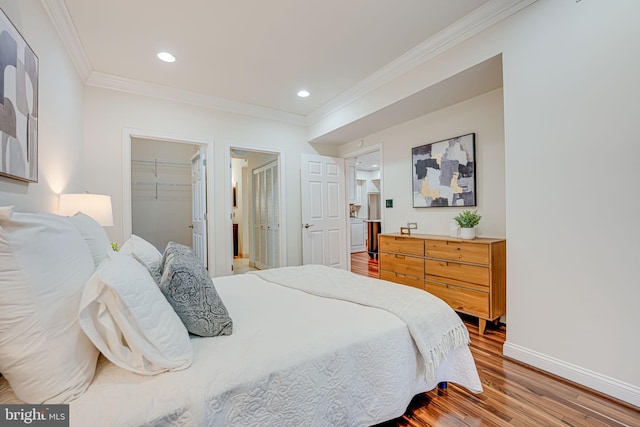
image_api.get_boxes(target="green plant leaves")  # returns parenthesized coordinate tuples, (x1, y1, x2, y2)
(454, 210, 481, 228)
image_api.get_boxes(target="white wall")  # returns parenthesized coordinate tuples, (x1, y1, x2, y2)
(81, 85, 314, 276)
(331, 0, 640, 406)
(0, 0, 84, 213)
(340, 89, 506, 238)
(500, 0, 640, 405)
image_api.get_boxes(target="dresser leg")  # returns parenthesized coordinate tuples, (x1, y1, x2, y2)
(478, 319, 487, 335)
(437, 382, 448, 396)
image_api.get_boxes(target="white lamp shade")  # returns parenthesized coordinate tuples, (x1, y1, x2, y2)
(59, 194, 114, 226)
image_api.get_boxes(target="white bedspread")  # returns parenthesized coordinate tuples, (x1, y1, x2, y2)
(0, 270, 482, 427)
(250, 265, 472, 384)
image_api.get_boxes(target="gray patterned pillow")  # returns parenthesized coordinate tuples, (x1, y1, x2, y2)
(147, 260, 163, 285)
(159, 243, 233, 337)
(161, 242, 195, 270)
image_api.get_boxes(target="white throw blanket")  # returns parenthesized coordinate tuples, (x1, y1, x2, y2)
(250, 265, 471, 383)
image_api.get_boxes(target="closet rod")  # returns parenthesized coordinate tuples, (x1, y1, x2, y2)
(132, 181, 190, 187)
(132, 158, 191, 166)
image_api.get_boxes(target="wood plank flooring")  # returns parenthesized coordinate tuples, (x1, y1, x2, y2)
(350, 250, 379, 278)
(350, 253, 640, 427)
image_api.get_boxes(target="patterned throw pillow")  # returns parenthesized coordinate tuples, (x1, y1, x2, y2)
(159, 242, 233, 337)
(147, 260, 163, 285)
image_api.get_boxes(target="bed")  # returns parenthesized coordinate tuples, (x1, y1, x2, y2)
(0, 207, 482, 426)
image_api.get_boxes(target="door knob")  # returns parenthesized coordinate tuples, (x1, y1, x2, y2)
(303, 223, 315, 229)
(188, 225, 194, 229)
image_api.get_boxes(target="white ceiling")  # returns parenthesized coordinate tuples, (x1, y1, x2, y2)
(351, 151, 381, 172)
(46, 0, 525, 141)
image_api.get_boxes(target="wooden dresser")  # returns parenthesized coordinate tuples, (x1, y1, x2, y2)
(379, 233, 506, 334)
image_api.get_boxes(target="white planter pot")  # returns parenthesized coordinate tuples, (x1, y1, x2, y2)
(460, 227, 476, 240)
(449, 219, 460, 238)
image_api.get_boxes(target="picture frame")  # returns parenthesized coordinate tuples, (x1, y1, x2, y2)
(412, 133, 476, 208)
(0, 8, 39, 183)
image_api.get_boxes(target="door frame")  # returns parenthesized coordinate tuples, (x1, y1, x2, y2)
(122, 128, 216, 271)
(342, 143, 384, 271)
(225, 143, 286, 276)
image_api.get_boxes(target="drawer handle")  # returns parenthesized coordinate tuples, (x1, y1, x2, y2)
(395, 254, 405, 259)
(457, 306, 464, 310)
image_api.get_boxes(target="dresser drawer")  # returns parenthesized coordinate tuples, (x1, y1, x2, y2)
(379, 235, 424, 256)
(379, 252, 424, 277)
(381, 270, 424, 290)
(425, 239, 489, 265)
(425, 259, 489, 286)
(425, 281, 489, 318)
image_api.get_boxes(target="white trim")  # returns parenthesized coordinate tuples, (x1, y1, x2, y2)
(225, 144, 287, 276)
(40, 0, 305, 126)
(121, 128, 217, 275)
(89, 73, 307, 127)
(40, 0, 92, 80)
(503, 341, 640, 407)
(43, 0, 535, 126)
(306, 0, 537, 125)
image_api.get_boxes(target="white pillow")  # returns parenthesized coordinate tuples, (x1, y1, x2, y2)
(120, 234, 162, 268)
(78, 253, 193, 375)
(67, 212, 114, 267)
(0, 208, 99, 403)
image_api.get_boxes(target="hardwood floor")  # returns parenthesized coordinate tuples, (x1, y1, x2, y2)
(350, 253, 640, 427)
(350, 250, 379, 278)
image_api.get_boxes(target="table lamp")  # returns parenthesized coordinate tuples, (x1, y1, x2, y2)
(58, 193, 114, 226)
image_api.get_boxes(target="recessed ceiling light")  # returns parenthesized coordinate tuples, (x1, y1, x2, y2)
(297, 90, 310, 98)
(157, 51, 176, 63)
(372, 164, 378, 168)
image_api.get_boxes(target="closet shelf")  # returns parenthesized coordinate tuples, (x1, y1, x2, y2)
(132, 158, 190, 179)
(132, 181, 190, 200)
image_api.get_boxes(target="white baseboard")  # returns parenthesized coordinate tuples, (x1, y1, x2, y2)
(503, 342, 640, 408)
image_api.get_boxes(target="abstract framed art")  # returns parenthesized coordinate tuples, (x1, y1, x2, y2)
(0, 8, 38, 182)
(412, 133, 476, 208)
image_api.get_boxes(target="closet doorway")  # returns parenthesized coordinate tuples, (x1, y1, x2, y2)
(230, 148, 282, 274)
(130, 137, 206, 263)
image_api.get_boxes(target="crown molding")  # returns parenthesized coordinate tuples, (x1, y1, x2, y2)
(86, 72, 307, 126)
(40, 0, 92, 80)
(42, 0, 536, 127)
(305, 0, 538, 125)
(40, 0, 305, 125)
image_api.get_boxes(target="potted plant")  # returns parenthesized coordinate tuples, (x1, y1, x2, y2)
(454, 210, 482, 240)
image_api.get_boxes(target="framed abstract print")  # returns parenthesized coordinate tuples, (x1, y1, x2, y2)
(412, 133, 475, 208)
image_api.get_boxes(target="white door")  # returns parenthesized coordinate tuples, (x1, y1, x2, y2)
(300, 153, 347, 269)
(265, 164, 280, 268)
(191, 147, 207, 266)
(252, 160, 280, 269)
